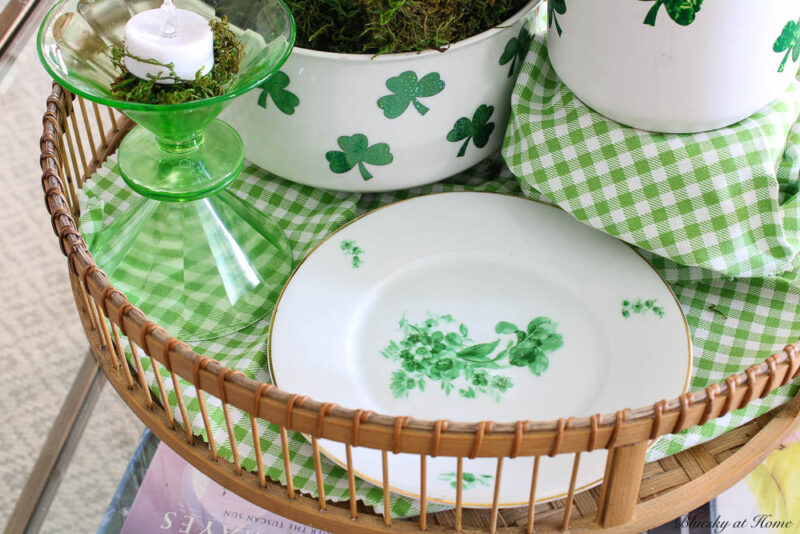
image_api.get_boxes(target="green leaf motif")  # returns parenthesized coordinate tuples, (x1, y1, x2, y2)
(548, 0, 567, 36)
(641, 0, 702, 27)
(381, 312, 563, 401)
(378, 71, 446, 118)
(446, 104, 496, 158)
(495, 321, 518, 335)
(256, 71, 299, 115)
(529, 354, 549, 376)
(391, 370, 418, 398)
(499, 28, 532, 78)
(326, 134, 394, 181)
(438, 471, 493, 490)
(774, 18, 800, 73)
(457, 340, 500, 362)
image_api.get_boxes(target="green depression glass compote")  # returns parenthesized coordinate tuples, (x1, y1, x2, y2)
(38, 0, 296, 339)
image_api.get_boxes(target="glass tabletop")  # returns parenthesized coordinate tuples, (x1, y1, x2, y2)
(0, 9, 145, 533)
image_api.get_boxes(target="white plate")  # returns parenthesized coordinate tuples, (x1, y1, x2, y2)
(270, 192, 691, 507)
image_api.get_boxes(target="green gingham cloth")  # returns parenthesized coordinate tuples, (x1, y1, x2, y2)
(504, 35, 800, 279)
(503, 34, 800, 459)
(79, 158, 522, 518)
(77, 36, 800, 516)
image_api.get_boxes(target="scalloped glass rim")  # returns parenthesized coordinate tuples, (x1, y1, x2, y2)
(37, 0, 296, 112)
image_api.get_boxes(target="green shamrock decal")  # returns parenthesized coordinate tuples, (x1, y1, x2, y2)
(447, 104, 496, 158)
(326, 134, 393, 181)
(256, 71, 299, 115)
(641, 0, 702, 27)
(377, 71, 446, 118)
(499, 27, 532, 78)
(381, 313, 563, 401)
(548, 0, 567, 36)
(774, 18, 800, 73)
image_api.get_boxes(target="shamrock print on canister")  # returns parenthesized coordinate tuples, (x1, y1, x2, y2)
(326, 134, 393, 181)
(256, 71, 299, 115)
(222, 1, 538, 192)
(774, 17, 800, 72)
(447, 105, 496, 158)
(545, 0, 800, 133)
(378, 71, 445, 118)
(548, 0, 566, 36)
(499, 27, 532, 78)
(641, 0, 702, 27)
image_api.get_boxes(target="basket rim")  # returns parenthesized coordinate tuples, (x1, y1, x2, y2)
(40, 82, 800, 457)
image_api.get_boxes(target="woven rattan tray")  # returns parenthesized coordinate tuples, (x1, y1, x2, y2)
(40, 83, 800, 533)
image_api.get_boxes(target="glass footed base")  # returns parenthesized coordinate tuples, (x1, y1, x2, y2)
(118, 121, 245, 202)
(89, 188, 294, 340)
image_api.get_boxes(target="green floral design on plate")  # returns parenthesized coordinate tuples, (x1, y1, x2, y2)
(257, 71, 299, 115)
(340, 239, 363, 269)
(548, 0, 566, 36)
(326, 134, 394, 181)
(382, 313, 564, 401)
(774, 17, 800, 73)
(377, 71, 446, 119)
(499, 27, 532, 78)
(642, 0, 702, 27)
(622, 298, 665, 319)
(447, 105, 496, 158)
(439, 472, 493, 490)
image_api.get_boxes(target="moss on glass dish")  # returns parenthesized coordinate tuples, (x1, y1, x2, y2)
(286, 0, 531, 54)
(110, 17, 244, 105)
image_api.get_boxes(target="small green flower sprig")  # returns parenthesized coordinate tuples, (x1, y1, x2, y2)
(382, 313, 564, 401)
(110, 17, 244, 105)
(340, 239, 363, 268)
(622, 298, 665, 319)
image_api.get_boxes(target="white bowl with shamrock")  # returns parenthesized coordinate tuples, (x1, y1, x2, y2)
(222, 0, 538, 192)
(546, 0, 800, 133)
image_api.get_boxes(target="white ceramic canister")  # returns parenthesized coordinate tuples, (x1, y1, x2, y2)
(223, 1, 538, 192)
(546, 0, 800, 133)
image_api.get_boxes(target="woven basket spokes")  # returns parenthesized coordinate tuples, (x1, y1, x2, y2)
(40, 82, 800, 533)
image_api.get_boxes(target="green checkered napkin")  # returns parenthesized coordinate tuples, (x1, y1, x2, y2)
(503, 34, 800, 458)
(504, 35, 800, 279)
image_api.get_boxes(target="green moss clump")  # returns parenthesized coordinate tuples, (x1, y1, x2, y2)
(110, 17, 244, 105)
(286, 0, 530, 55)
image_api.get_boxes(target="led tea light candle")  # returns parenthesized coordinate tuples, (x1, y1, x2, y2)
(124, 0, 214, 83)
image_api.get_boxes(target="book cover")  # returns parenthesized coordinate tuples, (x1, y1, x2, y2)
(121, 443, 330, 534)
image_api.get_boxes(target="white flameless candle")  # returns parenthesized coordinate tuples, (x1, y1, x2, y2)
(124, 0, 214, 84)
